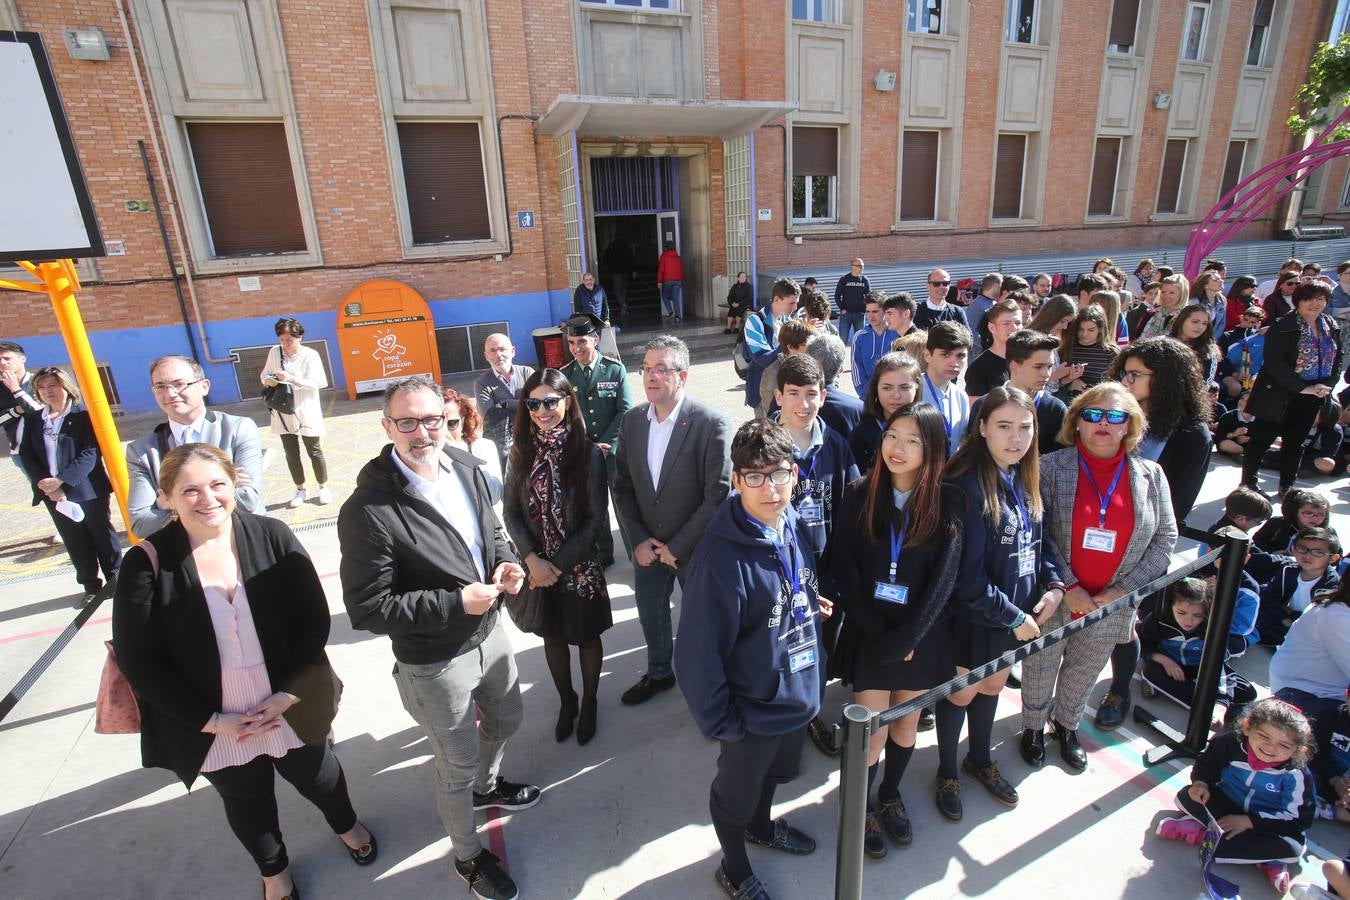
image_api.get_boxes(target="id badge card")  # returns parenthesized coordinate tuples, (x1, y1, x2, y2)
(1017, 548, 1036, 577)
(874, 581, 909, 605)
(796, 497, 823, 524)
(788, 637, 817, 673)
(1082, 527, 1117, 553)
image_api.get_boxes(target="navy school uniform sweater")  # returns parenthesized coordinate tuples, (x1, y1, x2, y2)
(675, 499, 824, 742)
(1310, 701, 1350, 794)
(949, 470, 1061, 628)
(827, 478, 964, 666)
(788, 421, 860, 576)
(847, 415, 885, 474)
(1190, 731, 1316, 839)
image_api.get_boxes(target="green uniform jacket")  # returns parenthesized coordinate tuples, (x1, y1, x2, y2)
(561, 354, 633, 449)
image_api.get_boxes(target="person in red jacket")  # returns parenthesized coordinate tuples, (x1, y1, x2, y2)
(656, 241, 685, 322)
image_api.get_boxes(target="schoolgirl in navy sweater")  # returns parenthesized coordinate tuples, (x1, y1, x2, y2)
(829, 401, 963, 858)
(848, 352, 920, 474)
(941, 386, 1064, 815)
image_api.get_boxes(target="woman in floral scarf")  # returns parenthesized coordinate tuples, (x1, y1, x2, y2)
(503, 368, 613, 745)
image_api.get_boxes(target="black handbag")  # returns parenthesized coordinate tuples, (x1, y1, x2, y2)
(262, 354, 296, 415)
(504, 584, 548, 633)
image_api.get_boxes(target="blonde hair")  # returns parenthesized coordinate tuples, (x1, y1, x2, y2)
(30, 366, 82, 406)
(1058, 382, 1147, 452)
(158, 444, 237, 496)
(891, 330, 928, 365)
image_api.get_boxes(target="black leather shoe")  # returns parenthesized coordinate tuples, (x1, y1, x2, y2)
(878, 796, 912, 846)
(1019, 728, 1045, 768)
(962, 757, 1019, 807)
(472, 777, 541, 811)
(556, 691, 578, 742)
(935, 777, 963, 821)
(917, 707, 935, 731)
(576, 697, 597, 746)
(863, 812, 888, 859)
(1094, 691, 1130, 731)
(745, 818, 815, 855)
(1051, 721, 1088, 771)
(455, 849, 518, 900)
(620, 673, 677, 705)
(715, 862, 771, 899)
(806, 716, 840, 757)
(341, 825, 378, 865)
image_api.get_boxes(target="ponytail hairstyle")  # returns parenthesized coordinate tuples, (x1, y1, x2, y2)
(860, 402, 951, 546)
(946, 386, 1043, 527)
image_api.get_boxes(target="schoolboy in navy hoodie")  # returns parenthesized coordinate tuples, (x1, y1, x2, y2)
(676, 419, 826, 900)
(1255, 526, 1341, 646)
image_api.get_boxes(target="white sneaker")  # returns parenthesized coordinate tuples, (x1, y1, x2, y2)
(288, 489, 307, 509)
(316, 486, 333, 505)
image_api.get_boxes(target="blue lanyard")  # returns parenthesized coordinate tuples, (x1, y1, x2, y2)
(888, 519, 907, 583)
(1002, 468, 1029, 530)
(797, 450, 818, 480)
(924, 373, 952, 438)
(1034, 390, 1044, 410)
(747, 512, 802, 600)
(1077, 452, 1127, 529)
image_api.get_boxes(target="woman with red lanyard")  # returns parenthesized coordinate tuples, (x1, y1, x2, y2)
(1018, 382, 1176, 771)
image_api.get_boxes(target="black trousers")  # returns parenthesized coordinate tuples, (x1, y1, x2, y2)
(711, 728, 806, 830)
(202, 742, 358, 877)
(1241, 392, 1324, 488)
(279, 433, 327, 486)
(1175, 787, 1303, 864)
(44, 494, 120, 593)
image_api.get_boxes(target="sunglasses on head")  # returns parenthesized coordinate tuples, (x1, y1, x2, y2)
(525, 396, 563, 412)
(1080, 407, 1129, 425)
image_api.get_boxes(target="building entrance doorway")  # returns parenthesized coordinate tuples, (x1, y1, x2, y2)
(590, 156, 682, 325)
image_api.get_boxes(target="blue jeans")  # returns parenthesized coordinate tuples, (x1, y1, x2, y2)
(633, 561, 681, 679)
(661, 281, 684, 318)
(838, 311, 865, 346)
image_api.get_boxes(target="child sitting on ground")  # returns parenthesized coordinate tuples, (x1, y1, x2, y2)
(1155, 698, 1317, 893)
(1137, 578, 1256, 729)
(1207, 526, 1263, 654)
(1311, 685, 1350, 824)
(1207, 485, 1272, 536)
(1247, 489, 1337, 585)
(1213, 392, 1256, 459)
(1256, 527, 1342, 647)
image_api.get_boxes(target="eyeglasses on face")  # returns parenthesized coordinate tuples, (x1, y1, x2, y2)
(1120, 370, 1153, 385)
(1293, 544, 1332, 558)
(386, 415, 444, 433)
(738, 468, 793, 488)
(929, 280, 951, 287)
(152, 379, 203, 394)
(525, 396, 564, 412)
(639, 365, 683, 377)
(1079, 407, 1130, 425)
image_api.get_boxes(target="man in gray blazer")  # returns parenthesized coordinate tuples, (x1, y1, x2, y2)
(613, 335, 732, 705)
(127, 355, 265, 538)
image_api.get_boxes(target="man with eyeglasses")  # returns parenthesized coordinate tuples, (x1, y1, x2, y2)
(339, 375, 536, 900)
(914, 268, 969, 332)
(834, 258, 870, 345)
(475, 333, 534, 468)
(126, 354, 264, 537)
(613, 336, 732, 705)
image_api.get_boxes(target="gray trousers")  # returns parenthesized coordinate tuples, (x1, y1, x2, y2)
(1019, 602, 1123, 732)
(393, 620, 523, 861)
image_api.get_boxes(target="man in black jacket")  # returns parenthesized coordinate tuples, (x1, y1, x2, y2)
(0, 341, 42, 478)
(339, 375, 535, 900)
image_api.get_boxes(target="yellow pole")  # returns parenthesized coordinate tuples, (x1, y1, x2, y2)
(0, 260, 133, 539)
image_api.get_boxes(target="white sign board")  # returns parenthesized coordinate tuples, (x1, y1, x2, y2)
(0, 33, 104, 262)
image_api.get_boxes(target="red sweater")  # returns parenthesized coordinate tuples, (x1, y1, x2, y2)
(1068, 440, 1134, 597)
(656, 249, 684, 284)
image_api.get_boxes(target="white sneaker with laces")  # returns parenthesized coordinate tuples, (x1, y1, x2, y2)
(316, 486, 333, 505)
(288, 489, 307, 509)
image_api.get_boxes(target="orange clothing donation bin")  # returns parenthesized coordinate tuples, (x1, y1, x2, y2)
(336, 280, 442, 399)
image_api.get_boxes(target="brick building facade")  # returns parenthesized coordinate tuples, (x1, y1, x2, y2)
(0, 0, 1336, 412)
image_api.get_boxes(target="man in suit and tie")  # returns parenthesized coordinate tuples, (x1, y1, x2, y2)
(613, 336, 732, 705)
(126, 355, 265, 538)
(560, 312, 633, 567)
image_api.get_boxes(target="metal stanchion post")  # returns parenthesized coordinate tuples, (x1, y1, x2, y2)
(834, 704, 873, 900)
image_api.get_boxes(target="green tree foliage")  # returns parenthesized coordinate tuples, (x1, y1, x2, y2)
(1289, 34, 1350, 139)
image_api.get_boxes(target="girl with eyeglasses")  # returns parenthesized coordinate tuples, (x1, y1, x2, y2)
(440, 387, 502, 506)
(503, 368, 612, 745)
(939, 387, 1061, 817)
(1018, 383, 1176, 770)
(18, 365, 122, 601)
(829, 402, 963, 857)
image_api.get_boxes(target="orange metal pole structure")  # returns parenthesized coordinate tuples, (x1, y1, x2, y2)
(0, 259, 133, 537)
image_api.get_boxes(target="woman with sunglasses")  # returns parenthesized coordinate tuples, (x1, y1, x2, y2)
(440, 386, 502, 505)
(1263, 271, 1301, 324)
(829, 402, 963, 856)
(503, 369, 612, 745)
(1019, 382, 1176, 771)
(1242, 280, 1343, 495)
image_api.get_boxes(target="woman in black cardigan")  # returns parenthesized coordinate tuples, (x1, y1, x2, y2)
(503, 368, 612, 745)
(18, 366, 121, 599)
(114, 444, 372, 900)
(1241, 281, 1343, 494)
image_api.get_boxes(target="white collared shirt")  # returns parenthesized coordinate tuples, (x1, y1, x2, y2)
(42, 404, 70, 477)
(169, 412, 208, 448)
(646, 394, 686, 492)
(391, 449, 487, 581)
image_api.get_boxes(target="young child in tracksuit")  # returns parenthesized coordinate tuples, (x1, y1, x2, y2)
(1311, 687, 1350, 824)
(1255, 526, 1342, 647)
(676, 419, 826, 900)
(1137, 577, 1256, 729)
(1155, 698, 1317, 893)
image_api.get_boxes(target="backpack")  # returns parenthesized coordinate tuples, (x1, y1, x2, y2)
(732, 309, 769, 381)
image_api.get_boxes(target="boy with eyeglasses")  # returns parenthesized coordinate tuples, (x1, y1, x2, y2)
(914, 268, 969, 331)
(676, 419, 827, 900)
(1256, 527, 1342, 647)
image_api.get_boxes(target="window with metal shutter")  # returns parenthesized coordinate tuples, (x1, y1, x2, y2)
(992, 133, 1026, 220)
(1156, 138, 1188, 214)
(1088, 137, 1122, 217)
(398, 122, 492, 244)
(792, 126, 838, 177)
(901, 130, 939, 221)
(186, 122, 306, 257)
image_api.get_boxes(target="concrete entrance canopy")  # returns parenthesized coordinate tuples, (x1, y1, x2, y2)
(537, 94, 794, 138)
